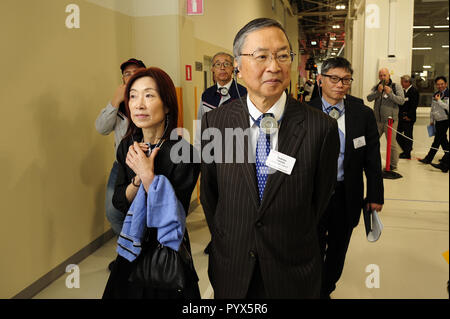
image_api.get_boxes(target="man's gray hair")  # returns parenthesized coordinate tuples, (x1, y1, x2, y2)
(233, 18, 292, 67)
(212, 52, 234, 63)
(320, 57, 353, 75)
(400, 74, 412, 83)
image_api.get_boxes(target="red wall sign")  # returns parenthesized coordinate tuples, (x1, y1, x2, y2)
(187, 0, 203, 15)
(185, 65, 192, 81)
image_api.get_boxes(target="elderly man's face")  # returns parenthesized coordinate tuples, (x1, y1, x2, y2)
(378, 69, 390, 82)
(401, 79, 411, 89)
(238, 27, 291, 103)
(211, 54, 234, 85)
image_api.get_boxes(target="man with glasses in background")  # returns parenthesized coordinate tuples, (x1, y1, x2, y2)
(197, 52, 247, 128)
(200, 18, 339, 298)
(309, 57, 384, 298)
(196, 52, 246, 254)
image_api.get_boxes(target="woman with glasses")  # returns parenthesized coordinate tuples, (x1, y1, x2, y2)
(103, 67, 200, 299)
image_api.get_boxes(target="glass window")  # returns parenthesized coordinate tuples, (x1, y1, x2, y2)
(412, 0, 449, 107)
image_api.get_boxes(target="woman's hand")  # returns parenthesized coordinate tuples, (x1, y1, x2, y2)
(126, 142, 160, 191)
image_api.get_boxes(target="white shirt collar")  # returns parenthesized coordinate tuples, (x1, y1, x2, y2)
(247, 92, 286, 126)
(217, 79, 233, 91)
(405, 85, 412, 93)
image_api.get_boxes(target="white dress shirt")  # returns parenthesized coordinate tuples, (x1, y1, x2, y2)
(247, 92, 287, 160)
(218, 79, 233, 106)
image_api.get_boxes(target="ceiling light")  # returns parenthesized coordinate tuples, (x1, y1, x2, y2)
(423, 65, 432, 69)
(412, 47, 432, 50)
(331, 52, 337, 55)
(332, 25, 340, 29)
(330, 37, 336, 40)
(413, 26, 430, 29)
(426, 33, 434, 36)
(333, 48, 339, 51)
(311, 41, 317, 45)
(434, 25, 449, 28)
(442, 45, 449, 48)
(336, 5, 346, 10)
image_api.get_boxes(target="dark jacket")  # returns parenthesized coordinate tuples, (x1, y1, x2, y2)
(308, 95, 384, 228)
(200, 95, 339, 298)
(399, 86, 419, 123)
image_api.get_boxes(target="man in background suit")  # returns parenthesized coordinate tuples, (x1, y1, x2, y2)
(200, 18, 339, 298)
(397, 75, 419, 159)
(308, 57, 384, 298)
(195, 52, 247, 254)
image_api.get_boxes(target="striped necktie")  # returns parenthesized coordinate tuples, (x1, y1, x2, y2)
(255, 114, 273, 202)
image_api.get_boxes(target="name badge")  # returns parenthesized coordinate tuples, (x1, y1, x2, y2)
(383, 93, 389, 99)
(405, 97, 409, 101)
(265, 150, 296, 175)
(353, 136, 366, 149)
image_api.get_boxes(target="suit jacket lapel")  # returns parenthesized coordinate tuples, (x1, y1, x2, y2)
(230, 98, 260, 209)
(259, 98, 306, 213)
(344, 99, 357, 169)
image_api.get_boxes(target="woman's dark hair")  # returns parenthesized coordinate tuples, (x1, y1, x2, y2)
(123, 67, 178, 141)
(435, 76, 447, 83)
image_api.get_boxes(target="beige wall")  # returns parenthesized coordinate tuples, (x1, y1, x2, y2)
(0, 0, 134, 298)
(1, 0, 300, 298)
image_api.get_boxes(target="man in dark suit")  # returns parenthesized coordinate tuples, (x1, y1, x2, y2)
(308, 57, 384, 298)
(200, 18, 339, 298)
(397, 75, 419, 159)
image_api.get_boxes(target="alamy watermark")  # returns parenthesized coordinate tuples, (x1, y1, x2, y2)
(65, 264, 80, 288)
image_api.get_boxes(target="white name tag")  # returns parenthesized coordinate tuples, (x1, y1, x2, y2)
(353, 136, 366, 149)
(265, 150, 296, 175)
(383, 93, 389, 99)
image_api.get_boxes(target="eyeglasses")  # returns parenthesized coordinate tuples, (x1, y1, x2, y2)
(238, 49, 296, 65)
(321, 73, 353, 85)
(212, 61, 233, 69)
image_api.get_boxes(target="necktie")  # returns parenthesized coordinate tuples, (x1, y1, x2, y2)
(255, 114, 273, 202)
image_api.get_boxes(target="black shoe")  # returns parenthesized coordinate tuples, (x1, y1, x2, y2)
(431, 162, 449, 173)
(419, 158, 431, 164)
(108, 260, 115, 272)
(399, 153, 411, 159)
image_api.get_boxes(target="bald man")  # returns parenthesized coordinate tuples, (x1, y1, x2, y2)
(367, 68, 405, 171)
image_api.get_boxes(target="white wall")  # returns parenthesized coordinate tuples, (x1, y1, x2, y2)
(349, 0, 414, 105)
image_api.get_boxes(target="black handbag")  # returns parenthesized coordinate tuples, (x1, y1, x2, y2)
(128, 229, 197, 291)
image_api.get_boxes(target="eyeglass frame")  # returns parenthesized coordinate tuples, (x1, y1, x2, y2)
(238, 49, 296, 65)
(212, 61, 233, 69)
(321, 73, 353, 85)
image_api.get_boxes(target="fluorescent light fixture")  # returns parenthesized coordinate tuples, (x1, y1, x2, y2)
(423, 65, 432, 69)
(336, 5, 346, 9)
(413, 26, 430, 29)
(434, 25, 449, 28)
(333, 48, 339, 51)
(442, 45, 449, 48)
(330, 37, 336, 40)
(412, 47, 432, 50)
(311, 41, 317, 45)
(331, 52, 336, 55)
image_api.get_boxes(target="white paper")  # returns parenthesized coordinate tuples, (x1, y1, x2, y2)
(353, 136, 366, 149)
(367, 210, 383, 242)
(265, 149, 296, 175)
